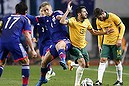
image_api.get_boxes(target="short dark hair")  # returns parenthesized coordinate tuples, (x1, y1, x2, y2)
(94, 8, 103, 18)
(39, 2, 51, 10)
(76, 6, 86, 15)
(15, 2, 28, 15)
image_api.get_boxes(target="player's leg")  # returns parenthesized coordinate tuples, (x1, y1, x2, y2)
(55, 39, 71, 70)
(36, 50, 55, 86)
(19, 58, 30, 86)
(39, 42, 55, 80)
(0, 50, 9, 77)
(95, 45, 110, 85)
(11, 42, 30, 86)
(112, 45, 123, 85)
(69, 46, 86, 86)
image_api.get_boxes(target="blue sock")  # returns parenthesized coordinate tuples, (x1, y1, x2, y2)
(22, 65, 30, 86)
(0, 66, 3, 77)
(57, 49, 66, 61)
(40, 67, 48, 81)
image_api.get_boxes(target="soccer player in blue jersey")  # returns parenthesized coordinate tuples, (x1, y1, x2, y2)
(26, 4, 56, 80)
(0, 2, 37, 86)
(35, 2, 71, 86)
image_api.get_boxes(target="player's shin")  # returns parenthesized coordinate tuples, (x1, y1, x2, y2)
(58, 49, 66, 61)
(40, 67, 48, 81)
(97, 61, 108, 83)
(22, 65, 30, 86)
(115, 62, 123, 82)
(75, 66, 84, 86)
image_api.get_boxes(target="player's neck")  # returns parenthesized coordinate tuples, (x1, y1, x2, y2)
(77, 17, 84, 22)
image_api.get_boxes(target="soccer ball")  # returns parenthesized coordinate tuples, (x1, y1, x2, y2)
(81, 78, 93, 86)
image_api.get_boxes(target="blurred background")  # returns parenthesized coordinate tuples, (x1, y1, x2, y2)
(0, 0, 129, 65)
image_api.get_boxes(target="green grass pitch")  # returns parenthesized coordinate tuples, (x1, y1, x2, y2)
(0, 65, 129, 86)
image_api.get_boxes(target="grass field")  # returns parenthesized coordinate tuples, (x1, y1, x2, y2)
(0, 65, 129, 86)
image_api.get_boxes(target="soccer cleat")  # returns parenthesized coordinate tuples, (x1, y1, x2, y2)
(94, 80, 102, 86)
(46, 71, 56, 80)
(59, 58, 67, 70)
(36, 79, 48, 86)
(67, 60, 73, 71)
(113, 80, 123, 86)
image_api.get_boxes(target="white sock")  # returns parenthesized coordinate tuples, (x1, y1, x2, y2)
(75, 66, 84, 86)
(71, 62, 79, 68)
(97, 61, 108, 83)
(115, 62, 123, 82)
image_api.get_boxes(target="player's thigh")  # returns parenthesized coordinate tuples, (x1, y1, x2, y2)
(100, 45, 110, 59)
(0, 50, 9, 66)
(111, 45, 122, 61)
(69, 46, 83, 60)
(10, 43, 28, 63)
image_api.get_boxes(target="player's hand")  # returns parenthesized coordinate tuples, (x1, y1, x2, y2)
(32, 37, 37, 42)
(31, 50, 37, 58)
(106, 28, 114, 34)
(56, 15, 62, 20)
(116, 39, 122, 47)
(98, 46, 102, 54)
(67, 0, 72, 12)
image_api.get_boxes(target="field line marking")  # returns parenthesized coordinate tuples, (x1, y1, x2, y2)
(86, 68, 129, 76)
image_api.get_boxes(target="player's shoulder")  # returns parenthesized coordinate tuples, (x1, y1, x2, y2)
(69, 17, 76, 21)
(54, 10, 64, 15)
(109, 12, 118, 17)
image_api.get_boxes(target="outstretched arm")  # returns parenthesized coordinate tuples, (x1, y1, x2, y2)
(60, 1, 72, 24)
(88, 28, 114, 35)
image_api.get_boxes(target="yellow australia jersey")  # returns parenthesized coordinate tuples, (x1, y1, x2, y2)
(68, 17, 92, 49)
(96, 13, 124, 45)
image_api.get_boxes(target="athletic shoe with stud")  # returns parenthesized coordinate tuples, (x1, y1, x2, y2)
(67, 60, 73, 71)
(113, 80, 123, 86)
(46, 71, 55, 80)
(36, 79, 48, 86)
(94, 80, 102, 86)
(59, 58, 67, 70)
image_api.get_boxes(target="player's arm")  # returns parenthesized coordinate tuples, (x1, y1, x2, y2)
(24, 31, 37, 57)
(60, 1, 72, 24)
(112, 13, 125, 47)
(87, 19, 114, 35)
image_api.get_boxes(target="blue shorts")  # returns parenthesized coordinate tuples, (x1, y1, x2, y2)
(0, 41, 28, 62)
(50, 38, 71, 59)
(38, 40, 53, 56)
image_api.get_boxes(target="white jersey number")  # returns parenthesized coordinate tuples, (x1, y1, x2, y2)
(5, 16, 20, 29)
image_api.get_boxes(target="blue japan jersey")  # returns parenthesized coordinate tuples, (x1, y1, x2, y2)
(1, 14, 31, 42)
(26, 14, 51, 43)
(34, 22, 51, 44)
(37, 10, 69, 43)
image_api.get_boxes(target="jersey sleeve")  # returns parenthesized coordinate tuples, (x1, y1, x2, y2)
(111, 13, 121, 26)
(111, 13, 125, 40)
(87, 19, 93, 30)
(68, 17, 74, 27)
(23, 17, 31, 33)
(36, 16, 46, 24)
(26, 14, 37, 25)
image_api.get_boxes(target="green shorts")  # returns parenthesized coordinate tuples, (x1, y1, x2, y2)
(100, 44, 122, 60)
(69, 46, 89, 63)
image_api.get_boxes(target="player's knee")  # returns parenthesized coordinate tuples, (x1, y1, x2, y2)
(19, 58, 29, 65)
(114, 60, 121, 65)
(100, 58, 107, 63)
(55, 41, 66, 49)
(85, 62, 89, 68)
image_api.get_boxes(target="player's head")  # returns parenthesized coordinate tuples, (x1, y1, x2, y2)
(39, 4, 45, 16)
(94, 8, 106, 21)
(39, 2, 53, 16)
(76, 6, 88, 19)
(15, 2, 28, 15)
